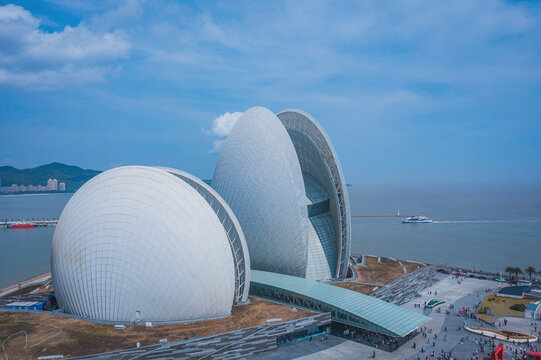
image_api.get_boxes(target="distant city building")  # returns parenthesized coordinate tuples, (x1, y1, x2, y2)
(0, 178, 64, 193)
(47, 178, 58, 191)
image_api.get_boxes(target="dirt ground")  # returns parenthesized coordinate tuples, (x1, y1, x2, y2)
(354, 256, 423, 284)
(34, 283, 53, 294)
(0, 298, 313, 360)
(331, 282, 375, 294)
(332, 256, 425, 295)
(3, 282, 52, 297)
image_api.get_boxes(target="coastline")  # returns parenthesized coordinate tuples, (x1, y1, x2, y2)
(0, 192, 73, 198)
(0, 271, 51, 297)
(0, 256, 514, 295)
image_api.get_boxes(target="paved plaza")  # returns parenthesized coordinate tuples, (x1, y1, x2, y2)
(254, 273, 541, 359)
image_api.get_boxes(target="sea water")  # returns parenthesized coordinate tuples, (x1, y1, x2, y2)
(0, 186, 540, 287)
(0, 194, 70, 287)
(349, 184, 541, 274)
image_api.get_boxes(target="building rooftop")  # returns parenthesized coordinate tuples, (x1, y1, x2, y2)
(250, 270, 429, 337)
(499, 286, 540, 297)
(526, 301, 541, 311)
(6, 301, 43, 307)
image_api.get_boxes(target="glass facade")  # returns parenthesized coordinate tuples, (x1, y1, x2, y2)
(278, 109, 351, 279)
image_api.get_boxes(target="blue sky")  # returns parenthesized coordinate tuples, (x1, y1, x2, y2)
(0, 0, 540, 185)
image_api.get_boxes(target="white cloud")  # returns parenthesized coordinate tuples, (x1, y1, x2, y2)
(209, 139, 226, 154)
(0, 4, 131, 88)
(209, 111, 242, 137)
(204, 111, 242, 153)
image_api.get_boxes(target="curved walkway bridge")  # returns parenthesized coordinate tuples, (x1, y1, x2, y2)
(249, 270, 429, 339)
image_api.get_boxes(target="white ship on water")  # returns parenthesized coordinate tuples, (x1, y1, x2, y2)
(402, 215, 433, 224)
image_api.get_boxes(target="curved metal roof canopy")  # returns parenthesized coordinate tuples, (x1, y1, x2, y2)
(250, 270, 429, 338)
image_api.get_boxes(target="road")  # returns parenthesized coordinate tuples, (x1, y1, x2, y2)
(0, 272, 52, 298)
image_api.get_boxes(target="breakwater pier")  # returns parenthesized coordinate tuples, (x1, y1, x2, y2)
(1, 215, 412, 228)
(1, 219, 58, 228)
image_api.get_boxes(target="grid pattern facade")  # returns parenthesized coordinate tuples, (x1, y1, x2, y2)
(278, 109, 352, 279)
(212, 106, 350, 281)
(303, 173, 328, 204)
(250, 270, 429, 338)
(303, 172, 336, 279)
(72, 313, 331, 360)
(157, 167, 250, 304)
(306, 213, 337, 280)
(52, 166, 236, 322)
(212, 107, 310, 278)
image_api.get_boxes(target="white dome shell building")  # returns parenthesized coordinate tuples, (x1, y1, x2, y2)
(212, 107, 309, 278)
(212, 107, 351, 280)
(51, 166, 248, 323)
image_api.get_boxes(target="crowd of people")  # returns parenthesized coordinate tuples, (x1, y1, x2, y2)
(328, 273, 540, 359)
(334, 326, 403, 352)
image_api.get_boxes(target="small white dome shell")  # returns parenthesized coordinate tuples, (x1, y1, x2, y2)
(212, 107, 309, 278)
(51, 166, 235, 323)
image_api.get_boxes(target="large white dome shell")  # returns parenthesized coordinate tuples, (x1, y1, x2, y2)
(51, 166, 235, 323)
(212, 107, 309, 278)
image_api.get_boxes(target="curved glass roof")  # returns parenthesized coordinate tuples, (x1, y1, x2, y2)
(250, 270, 429, 337)
(304, 173, 328, 205)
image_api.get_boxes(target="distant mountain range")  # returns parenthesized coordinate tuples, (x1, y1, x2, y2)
(0, 162, 101, 192)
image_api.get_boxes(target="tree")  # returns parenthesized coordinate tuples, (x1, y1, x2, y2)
(505, 266, 514, 278)
(514, 267, 523, 278)
(525, 266, 536, 280)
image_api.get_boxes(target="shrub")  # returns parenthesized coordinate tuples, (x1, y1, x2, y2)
(478, 306, 491, 314)
(510, 304, 526, 312)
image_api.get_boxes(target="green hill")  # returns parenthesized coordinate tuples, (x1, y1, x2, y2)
(0, 162, 101, 192)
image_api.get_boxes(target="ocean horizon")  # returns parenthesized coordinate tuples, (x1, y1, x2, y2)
(0, 184, 540, 288)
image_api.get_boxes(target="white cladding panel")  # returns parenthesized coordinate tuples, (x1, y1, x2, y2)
(212, 107, 309, 278)
(155, 167, 251, 304)
(51, 166, 235, 322)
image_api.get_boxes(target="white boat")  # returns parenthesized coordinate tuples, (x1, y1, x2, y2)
(402, 215, 432, 223)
